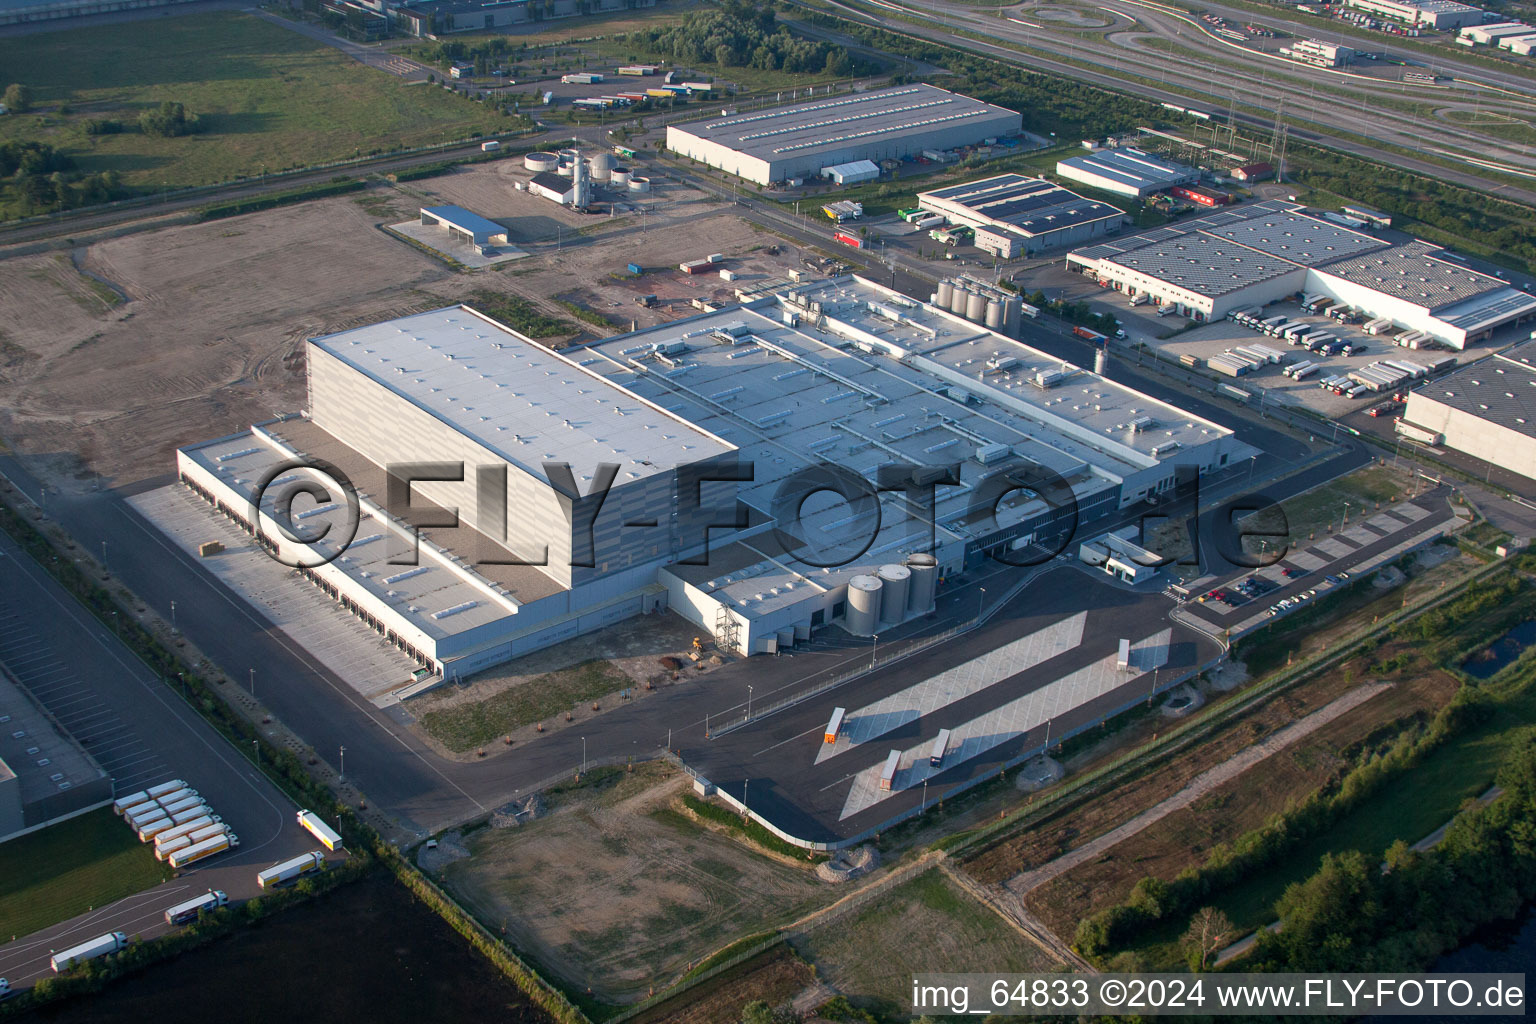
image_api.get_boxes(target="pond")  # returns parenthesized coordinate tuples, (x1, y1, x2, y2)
(1462, 620, 1536, 680)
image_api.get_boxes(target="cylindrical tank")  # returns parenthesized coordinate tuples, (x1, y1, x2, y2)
(845, 575, 882, 636)
(905, 553, 938, 613)
(948, 286, 968, 316)
(588, 151, 616, 182)
(1095, 347, 1108, 375)
(984, 299, 1003, 330)
(610, 166, 631, 186)
(524, 152, 559, 172)
(966, 291, 987, 322)
(936, 280, 954, 309)
(1003, 295, 1022, 333)
(877, 564, 911, 624)
(628, 176, 651, 193)
(557, 162, 574, 177)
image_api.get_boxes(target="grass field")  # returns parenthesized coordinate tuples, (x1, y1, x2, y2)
(0, 12, 508, 197)
(417, 659, 632, 751)
(798, 870, 1060, 1017)
(0, 807, 171, 938)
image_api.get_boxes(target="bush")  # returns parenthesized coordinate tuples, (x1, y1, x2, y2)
(138, 100, 198, 138)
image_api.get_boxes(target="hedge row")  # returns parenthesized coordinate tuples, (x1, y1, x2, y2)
(198, 177, 364, 220)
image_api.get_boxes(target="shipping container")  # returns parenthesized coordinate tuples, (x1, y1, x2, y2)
(1179, 353, 1204, 368)
(878, 750, 901, 792)
(297, 810, 344, 852)
(929, 729, 952, 768)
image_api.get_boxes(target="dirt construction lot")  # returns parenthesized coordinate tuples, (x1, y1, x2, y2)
(0, 159, 812, 491)
(440, 765, 835, 1002)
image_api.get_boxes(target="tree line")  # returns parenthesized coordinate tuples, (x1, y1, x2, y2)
(0, 140, 123, 217)
(628, 3, 853, 74)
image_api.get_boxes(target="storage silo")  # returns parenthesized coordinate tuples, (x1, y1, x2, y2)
(948, 286, 968, 316)
(1003, 295, 1022, 336)
(524, 152, 559, 172)
(984, 298, 1004, 330)
(571, 152, 592, 209)
(588, 151, 616, 183)
(905, 553, 938, 613)
(1095, 347, 1108, 375)
(610, 166, 631, 187)
(877, 564, 911, 624)
(965, 291, 987, 323)
(628, 176, 651, 193)
(557, 162, 574, 177)
(936, 280, 954, 309)
(845, 575, 883, 636)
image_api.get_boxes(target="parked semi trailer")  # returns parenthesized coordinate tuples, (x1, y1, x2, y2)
(169, 833, 237, 869)
(258, 851, 327, 889)
(164, 890, 229, 926)
(50, 932, 127, 973)
(296, 810, 343, 852)
(112, 791, 153, 816)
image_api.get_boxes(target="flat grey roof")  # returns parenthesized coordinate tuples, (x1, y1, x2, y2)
(918, 173, 1125, 237)
(1418, 340, 1536, 439)
(421, 206, 507, 241)
(1198, 208, 1388, 267)
(670, 85, 1020, 163)
(1317, 240, 1506, 310)
(309, 306, 735, 488)
(0, 662, 104, 806)
(1056, 148, 1195, 190)
(1102, 234, 1301, 296)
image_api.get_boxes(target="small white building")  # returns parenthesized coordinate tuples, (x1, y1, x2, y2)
(1460, 20, 1532, 42)
(1499, 32, 1536, 52)
(820, 159, 880, 185)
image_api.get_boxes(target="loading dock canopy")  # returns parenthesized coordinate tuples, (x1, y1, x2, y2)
(420, 206, 510, 246)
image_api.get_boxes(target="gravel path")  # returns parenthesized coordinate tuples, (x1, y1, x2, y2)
(1003, 682, 1392, 897)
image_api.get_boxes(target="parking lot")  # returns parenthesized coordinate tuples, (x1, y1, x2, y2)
(0, 527, 314, 989)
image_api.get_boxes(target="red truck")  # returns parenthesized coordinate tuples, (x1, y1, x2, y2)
(1073, 326, 1106, 343)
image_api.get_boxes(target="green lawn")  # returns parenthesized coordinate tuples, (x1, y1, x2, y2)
(417, 659, 631, 751)
(0, 807, 171, 939)
(0, 12, 509, 197)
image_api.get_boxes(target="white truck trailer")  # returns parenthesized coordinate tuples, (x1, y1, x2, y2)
(257, 851, 327, 889)
(50, 932, 127, 973)
(164, 890, 229, 926)
(112, 791, 153, 816)
(155, 816, 217, 850)
(296, 810, 343, 852)
(168, 832, 237, 869)
(146, 780, 188, 799)
(156, 835, 192, 861)
(126, 804, 168, 830)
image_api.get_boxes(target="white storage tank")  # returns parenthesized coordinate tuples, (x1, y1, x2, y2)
(948, 287, 969, 316)
(588, 151, 616, 182)
(557, 162, 574, 177)
(965, 291, 987, 322)
(628, 176, 651, 193)
(936, 280, 954, 309)
(610, 166, 631, 186)
(845, 575, 883, 635)
(877, 564, 911, 624)
(524, 152, 559, 172)
(905, 553, 938, 613)
(984, 299, 1003, 330)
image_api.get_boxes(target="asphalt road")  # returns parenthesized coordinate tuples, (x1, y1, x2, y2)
(0, 526, 314, 989)
(679, 563, 1220, 844)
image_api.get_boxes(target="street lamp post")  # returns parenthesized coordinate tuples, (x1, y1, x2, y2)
(581, 736, 587, 776)
(100, 540, 108, 574)
(340, 745, 346, 782)
(746, 685, 753, 720)
(248, 668, 255, 699)
(170, 600, 177, 634)
(872, 633, 879, 664)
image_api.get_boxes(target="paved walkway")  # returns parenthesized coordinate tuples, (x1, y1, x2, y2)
(1003, 682, 1392, 897)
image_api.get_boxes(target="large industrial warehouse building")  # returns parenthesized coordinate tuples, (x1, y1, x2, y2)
(177, 280, 1243, 682)
(1398, 340, 1536, 480)
(665, 85, 1022, 186)
(916, 174, 1128, 257)
(1054, 148, 1198, 199)
(1067, 201, 1536, 347)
